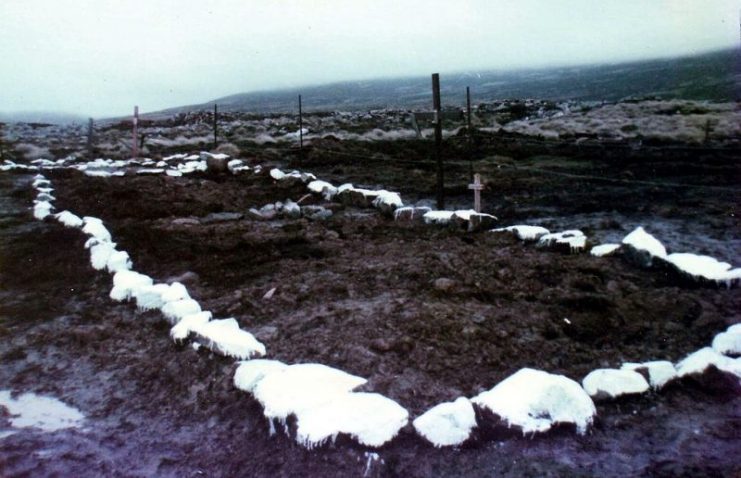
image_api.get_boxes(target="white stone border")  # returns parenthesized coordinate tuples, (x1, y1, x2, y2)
(12, 158, 741, 450)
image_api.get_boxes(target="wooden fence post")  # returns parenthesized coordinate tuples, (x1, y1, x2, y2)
(432, 73, 444, 210)
(213, 104, 218, 149)
(87, 118, 94, 159)
(298, 94, 303, 153)
(132, 106, 138, 160)
(466, 86, 473, 180)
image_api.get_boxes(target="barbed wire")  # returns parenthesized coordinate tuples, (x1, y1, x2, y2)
(307, 145, 740, 193)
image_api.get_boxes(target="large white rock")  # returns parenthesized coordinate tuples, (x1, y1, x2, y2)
(33, 201, 53, 220)
(423, 210, 455, 225)
(663, 253, 741, 286)
(160, 298, 202, 324)
(54, 211, 83, 228)
(89, 242, 116, 271)
(472, 368, 596, 435)
(537, 230, 587, 253)
(234, 359, 289, 393)
(493, 225, 550, 241)
(590, 244, 621, 257)
(191, 318, 265, 359)
(712, 324, 741, 356)
(82, 217, 112, 243)
(32, 178, 51, 188)
(170, 311, 212, 342)
(296, 392, 409, 448)
(133, 283, 172, 311)
(372, 190, 403, 213)
(622, 226, 667, 258)
(251, 363, 366, 423)
(161, 282, 189, 303)
(621, 361, 677, 389)
(582, 368, 650, 398)
(413, 397, 477, 447)
(109, 270, 153, 301)
(676, 347, 741, 379)
(307, 180, 338, 200)
(105, 250, 132, 273)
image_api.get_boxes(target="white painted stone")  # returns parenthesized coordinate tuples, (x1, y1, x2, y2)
(413, 397, 477, 447)
(472, 368, 595, 435)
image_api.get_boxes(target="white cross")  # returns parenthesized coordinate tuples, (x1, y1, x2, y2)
(468, 173, 483, 213)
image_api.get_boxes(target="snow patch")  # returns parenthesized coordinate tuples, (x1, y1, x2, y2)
(0, 391, 84, 432)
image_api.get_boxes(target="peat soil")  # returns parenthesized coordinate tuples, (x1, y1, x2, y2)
(1, 143, 740, 477)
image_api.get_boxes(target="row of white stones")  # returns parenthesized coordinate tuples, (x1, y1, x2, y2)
(22, 163, 741, 449)
(28, 172, 412, 449)
(291, 174, 741, 447)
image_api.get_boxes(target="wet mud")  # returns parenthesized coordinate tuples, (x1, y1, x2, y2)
(1, 138, 740, 477)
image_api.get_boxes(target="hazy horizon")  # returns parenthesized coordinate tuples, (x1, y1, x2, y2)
(1, 0, 738, 118)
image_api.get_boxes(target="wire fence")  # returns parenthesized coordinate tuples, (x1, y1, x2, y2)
(306, 143, 740, 194)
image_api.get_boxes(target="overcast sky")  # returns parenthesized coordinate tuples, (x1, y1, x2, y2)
(0, 0, 738, 117)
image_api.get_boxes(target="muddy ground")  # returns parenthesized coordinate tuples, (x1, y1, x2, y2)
(1, 135, 740, 476)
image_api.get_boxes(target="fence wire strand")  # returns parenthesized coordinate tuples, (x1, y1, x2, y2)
(308, 145, 740, 193)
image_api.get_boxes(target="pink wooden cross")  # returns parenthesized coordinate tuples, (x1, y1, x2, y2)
(468, 173, 483, 213)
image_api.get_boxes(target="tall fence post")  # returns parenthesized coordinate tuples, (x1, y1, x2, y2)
(87, 117, 94, 159)
(466, 86, 473, 180)
(432, 73, 444, 210)
(132, 106, 138, 160)
(298, 94, 303, 153)
(213, 104, 218, 149)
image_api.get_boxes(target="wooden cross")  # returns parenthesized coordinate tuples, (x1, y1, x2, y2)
(468, 173, 483, 213)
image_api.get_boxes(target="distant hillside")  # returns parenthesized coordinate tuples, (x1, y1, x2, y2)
(160, 48, 740, 115)
(0, 111, 86, 124)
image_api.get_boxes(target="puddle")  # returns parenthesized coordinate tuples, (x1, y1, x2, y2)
(0, 390, 84, 432)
